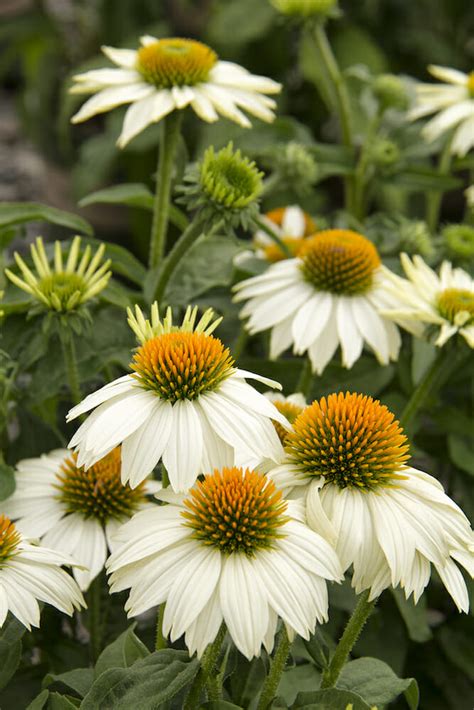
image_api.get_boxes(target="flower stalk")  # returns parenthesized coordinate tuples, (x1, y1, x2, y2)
(399, 346, 453, 432)
(257, 626, 292, 710)
(254, 216, 293, 258)
(320, 590, 376, 689)
(184, 625, 226, 709)
(60, 331, 82, 405)
(149, 111, 184, 269)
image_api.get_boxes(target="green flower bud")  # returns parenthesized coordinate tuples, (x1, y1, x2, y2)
(443, 224, 474, 260)
(372, 74, 409, 111)
(179, 143, 263, 228)
(270, 0, 337, 18)
(369, 139, 400, 169)
(399, 220, 434, 258)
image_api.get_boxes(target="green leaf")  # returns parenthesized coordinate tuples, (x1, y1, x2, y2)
(278, 664, 321, 706)
(0, 202, 93, 236)
(390, 168, 461, 192)
(49, 693, 80, 709)
(208, 0, 276, 47)
(200, 703, 244, 709)
(438, 616, 474, 681)
(147, 234, 243, 305)
(448, 434, 474, 476)
(293, 688, 371, 709)
(391, 589, 432, 643)
(0, 463, 15, 501)
(411, 339, 436, 385)
(81, 649, 199, 709)
(78, 184, 188, 230)
(0, 615, 26, 690)
(44, 669, 94, 698)
(303, 630, 331, 670)
(94, 625, 149, 678)
(80, 239, 146, 288)
(337, 657, 419, 708)
(26, 690, 50, 710)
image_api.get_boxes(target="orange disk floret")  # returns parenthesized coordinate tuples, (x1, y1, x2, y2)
(182, 467, 288, 556)
(299, 229, 381, 295)
(137, 38, 218, 88)
(286, 392, 410, 490)
(0, 515, 21, 564)
(131, 331, 234, 403)
(272, 399, 305, 445)
(55, 449, 146, 523)
(266, 207, 317, 236)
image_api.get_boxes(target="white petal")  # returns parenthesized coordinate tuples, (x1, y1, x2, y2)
(117, 90, 174, 147)
(435, 558, 469, 612)
(336, 297, 363, 368)
(162, 400, 203, 492)
(351, 296, 390, 364)
(102, 46, 138, 69)
(71, 83, 154, 123)
(282, 206, 306, 238)
(185, 587, 223, 657)
(307, 302, 339, 374)
(67, 375, 136, 421)
(292, 292, 332, 354)
(121, 399, 173, 488)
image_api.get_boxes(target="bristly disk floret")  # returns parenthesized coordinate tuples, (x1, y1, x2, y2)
(178, 143, 263, 229)
(286, 392, 410, 490)
(299, 230, 381, 295)
(270, 0, 338, 19)
(443, 224, 474, 261)
(0, 516, 21, 566)
(55, 449, 147, 524)
(182, 467, 288, 556)
(136, 38, 218, 88)
(5, 236, 111, 313)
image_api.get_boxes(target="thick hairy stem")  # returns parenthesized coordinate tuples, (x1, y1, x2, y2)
(257, 626, 292, 710)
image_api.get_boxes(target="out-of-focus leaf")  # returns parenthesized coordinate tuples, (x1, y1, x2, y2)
(389, 168, 461, 191)
(207, 0, 276, 47)
(0, 616, 26, 690)
(293, 688, 371, 709)
(0, 463, 15, 501)
(411, 339, 436, 385)
(200, 703, 244, 709)
(448, 434, 474, 476)
(391, 589, 432, 643)
(438, 617, 474, 681)
(81, 650, 199, 709)
(229, 653, 266, 707)
(49, 693, 80, 709)
(0, 203, 93, 236)
(80, 238, 146, 287)
(79, 184, 188, 230)
(26, 690, 50, 710)
(43, 669, 94, 698)
(337, 657, 419, 708)
(94, 626, 149, 679)
(278, 664, 321, 705)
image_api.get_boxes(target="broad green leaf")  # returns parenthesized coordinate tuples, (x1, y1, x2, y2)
(79, 184, 188, 230)
(94, 625, 149, 678)
(44, 669, 94, 698)
(303, 630, 331, 670)
(81, 649, 199, 709)
(26, 690, 50, 710)
(146, 234, 243, 305)
(293, 688, 371, 709)
(200, 703, 244, 709)
(337, 657, 419, 708)
(0, 463, 15, 501)
(0, 615, 26, 690)
(229, 653, 266, 707)
(278, 663, 321, 705)
(0, 202, 93, 236)
(49, 693, 80, 709)
(391, 589, 432, 643)
(448, 434, 474, 476)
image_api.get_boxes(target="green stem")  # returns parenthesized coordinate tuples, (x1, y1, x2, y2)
(149, 111, 184, 269)
(184, 625, 226, 709)
(87, 574, 103, 664)
(296, 357, 313, 398)
(262, 172, 283, 196)
(321, 590, 375, 689)
(257, 626, 292, 710)
(60, 332, 82, 405)
(312, 22, 355, 214)
(254, 216, 292, 257)
(154, 214, 213, 303)
(399, 347, 451, 432)
(353, 112, 383, 221)
(426, 132, 454, 233)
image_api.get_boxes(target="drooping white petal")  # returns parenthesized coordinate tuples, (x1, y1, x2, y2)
(162, 400, 203, 492)
(121, 398, 173, 487)
(282, 206, 306, 238)
(67, 375, 136, 421)
(71, 83, 154, 123)
(292, 291, 332, 354)
(101, 46, 138, 69)
(117, 90, 175, 147)
(336, 297, 363, 368)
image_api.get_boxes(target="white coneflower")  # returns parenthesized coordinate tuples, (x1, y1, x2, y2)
(234, 229, 403, 374)
(408, 65, 474, 156)
(67, 304, 288, 493)
(70, 36, 281, 147)
(0, 515, 84, 629)
(2, 448, 159, 591)
(253, 206, 317, 262)
(381, 254, 474, 348)
(5, 236, 111, 312)
(264, 391, 306, 445)
(107, 466, 342, 660)
(268, 392, 474, 611)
